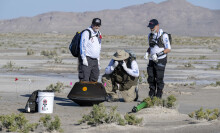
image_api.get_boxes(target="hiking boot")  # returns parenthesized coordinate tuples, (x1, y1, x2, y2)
(156, 89, 163, 99)
(149, 89, 156, 99)
(107, 95, 119, 102)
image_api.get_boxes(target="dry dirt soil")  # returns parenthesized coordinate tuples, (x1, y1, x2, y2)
(0, 33, 220, 133)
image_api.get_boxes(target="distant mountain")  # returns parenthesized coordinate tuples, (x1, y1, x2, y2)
(0, 0, 220, 36)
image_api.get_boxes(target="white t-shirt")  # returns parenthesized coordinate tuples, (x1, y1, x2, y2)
(80, 27, 101, 59)
(148, 29, 171, 60)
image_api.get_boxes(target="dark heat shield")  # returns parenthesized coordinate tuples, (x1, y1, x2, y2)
(67, 82, 107, 106)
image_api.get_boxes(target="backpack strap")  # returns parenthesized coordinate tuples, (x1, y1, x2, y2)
(161, 32, 172, 45)
(82, 29, 92, 39)
(159, 32, 168, 48)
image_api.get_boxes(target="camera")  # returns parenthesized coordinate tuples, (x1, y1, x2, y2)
(118, 61, 123, 66)
(149, 36, 157, 47)
(149, 39, 157, 47)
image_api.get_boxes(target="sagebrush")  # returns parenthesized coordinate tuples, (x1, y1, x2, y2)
(78, 103, 142, 126)
(0, 113, 63, 133)
(46, 82, 64, 93)
(143, 95, 177, 108)
(0, 113, 38, 133)
(39, 115, 63, 132)
(188, 107, 220, 121)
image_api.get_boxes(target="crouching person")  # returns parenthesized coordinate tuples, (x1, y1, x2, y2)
(102, 50, 139, 102)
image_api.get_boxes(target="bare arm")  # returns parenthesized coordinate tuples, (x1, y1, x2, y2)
(164, 48, 171, 54)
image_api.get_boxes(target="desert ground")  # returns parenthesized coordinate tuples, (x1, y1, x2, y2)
(0, 33, 220, 133)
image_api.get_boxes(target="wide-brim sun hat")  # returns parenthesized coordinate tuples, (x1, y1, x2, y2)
(112, 50, 129, 61)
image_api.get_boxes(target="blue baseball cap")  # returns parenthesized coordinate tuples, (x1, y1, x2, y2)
(147, 19, 159, 29)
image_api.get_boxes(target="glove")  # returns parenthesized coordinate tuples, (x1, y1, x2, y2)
(110, 61, 118, 71)
(98, 59, 101, 70)
(82, 58, 88, 66)
(151, 54, 158, 63)
(122, 61, 128, 71)
(113, 61, 119, 68)
(144, 52, 149, 60)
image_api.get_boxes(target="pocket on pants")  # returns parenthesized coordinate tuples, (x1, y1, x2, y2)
(156, 63, 166, 71)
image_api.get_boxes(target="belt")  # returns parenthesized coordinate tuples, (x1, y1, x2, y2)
(87, 56, 97, 60)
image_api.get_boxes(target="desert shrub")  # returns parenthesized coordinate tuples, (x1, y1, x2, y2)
(143, 95, 177, 108)
(143, 97, 154, 108)
(190, 82, 196, 86)
(46, 82, 64, 93)
(138, 76, 143, 84)
(39, 115, 63, 132)
(143, 70, 148, 79)
(195, 107, 206, 120)
(216, 62, 220, 70)
(199, 55, 207, 59)
(124, 114, 143, 126)
(188, 57, 197, 60)
(41, 50, 57, 58)
(166, 95, 177, 108)
(0, 113, 38, 133)
(184, 63, 194, 68)
(27, 48, 35, 55)
(1, 61, 25, 71)
(188, 107, 220, 121)
(2, 61, 15, 70)
(188, 112, 195, 118)
(78, 103, 142, 126)
(216, 81, 220, 86)
(152, 96, 163, 106)
(138, 70, 148, 84)
(54, 57, 62, 64)
(61, 48, 68, 54)
(210, 81, 220, 87)
(105, 106, 122, 124)
(78, 104, 117, 126)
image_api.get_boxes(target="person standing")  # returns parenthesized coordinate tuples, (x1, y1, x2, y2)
(144, 19, 171, 98)
(79, 18, 102, 82)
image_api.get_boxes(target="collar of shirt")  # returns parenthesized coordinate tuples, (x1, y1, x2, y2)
(88, 27, 99, 36)
(152, 29, 163, 39)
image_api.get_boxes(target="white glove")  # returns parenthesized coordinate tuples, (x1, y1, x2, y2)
(113, 61, 119, 68)
(82, 58, 88, 66)
(151, 54, 158, 63)
(144, 52, 149, 60)
(122, 61, 128, 71)
(110, 61, 118, 71)
(98, 59, 101, 70)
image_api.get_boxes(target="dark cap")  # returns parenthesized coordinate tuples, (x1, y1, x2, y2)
(92, 18, 101, 26)
(147, 19, 159, 29)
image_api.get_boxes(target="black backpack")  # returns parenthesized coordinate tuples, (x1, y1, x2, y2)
(162, 32, 172, 45)
(25, 90, 39, 113)
(69, 29, 91, 57)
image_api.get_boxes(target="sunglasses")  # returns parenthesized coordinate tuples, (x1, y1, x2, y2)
(94, 25, 101, 27)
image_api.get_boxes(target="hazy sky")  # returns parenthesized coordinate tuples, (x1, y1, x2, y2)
(0, 0, 220, 20)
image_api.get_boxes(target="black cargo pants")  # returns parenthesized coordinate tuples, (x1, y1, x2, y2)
(147, 57, 167, 98)
(78, 56, 99, 82)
